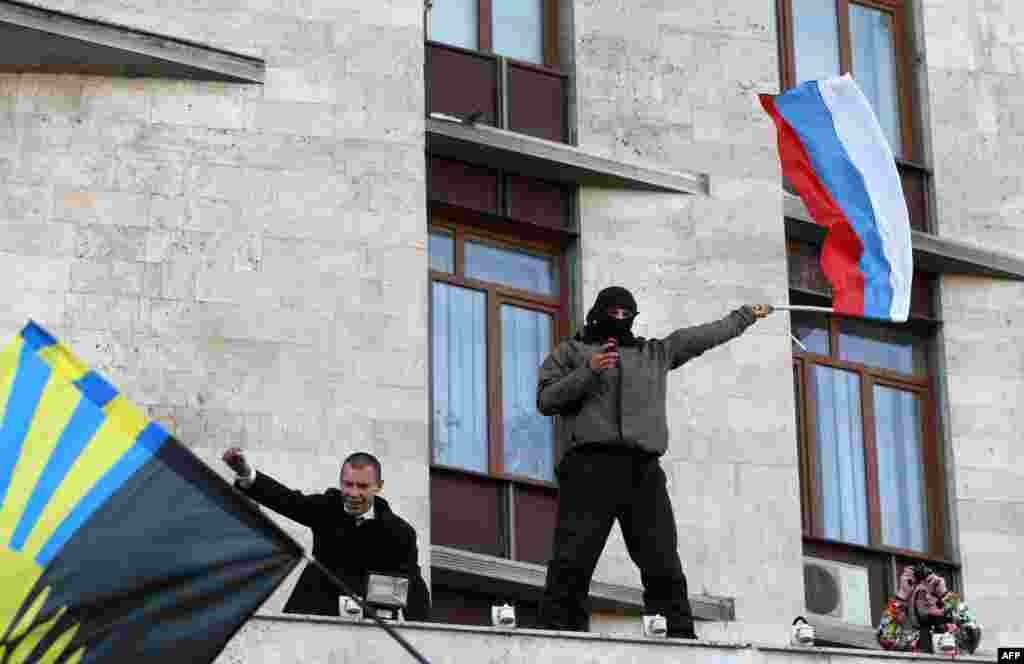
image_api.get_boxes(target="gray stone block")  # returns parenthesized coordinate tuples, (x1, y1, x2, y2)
(69, 259, 145, 296)
(0, 220, 74, 257)
(54, 190, 151, 226)
(74, 224, 148, 262)
(66, 293, 142, 333)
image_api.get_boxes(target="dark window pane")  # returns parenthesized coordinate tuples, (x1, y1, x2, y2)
(507, 63, 566, 142)
(850, 4, 902, 157)
(430, 585, 543, 628)
(899, 163, 929, 232)
(506, 175, 569, 229)
(429, 586, 492, 626)
(426, 43, 498, 127)
(465, 241, 557, 295)
(792, 0, 841, 84)
(429, 157, 499, 213)
(791, 311, 831, 355)
(428, 0, 478, 51)
(501, 305, 554, 481)
(838, 318, 927, 375)
(909, 271, 935, 319)
(786, 240, 832, 296)
(430, 471, 504, 557)
(493, 0, 543, 65)
(429, 231, 455, 273)
(874, 385, 928, 552)
(514, 485, 557, 565)
(432, 282, 488, 473)
(813, 365, 869, 546)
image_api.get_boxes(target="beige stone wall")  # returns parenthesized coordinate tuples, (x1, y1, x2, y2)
(0, 0, 429, 612)
(572, 1, 802, 643)
(920, 0, 1024, 650)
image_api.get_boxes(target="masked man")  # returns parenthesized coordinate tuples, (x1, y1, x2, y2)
(535, 286, 772, 638)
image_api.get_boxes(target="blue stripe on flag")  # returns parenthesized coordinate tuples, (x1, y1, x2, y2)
(36, 422, 169, 566)
(75, 371, 120, 409)
(0, 346, 52, 507)
(773, 81, 893, 318)
(20, 321, 58, 352)
(10, 396, 106, 551)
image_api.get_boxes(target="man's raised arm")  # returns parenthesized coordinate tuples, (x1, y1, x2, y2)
(661, 304, 772, 370)
(222, 447, 321, 527)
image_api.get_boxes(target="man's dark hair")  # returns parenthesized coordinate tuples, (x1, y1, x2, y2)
(342, 451, 382, 482)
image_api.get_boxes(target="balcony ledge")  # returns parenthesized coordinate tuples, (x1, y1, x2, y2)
(0, 0, 264, 82)
(784, 192, 1024, 281)
(222, 613, 996, 664)
(427, 114, 708, 195)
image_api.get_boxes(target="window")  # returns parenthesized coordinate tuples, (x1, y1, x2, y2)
(426, 156, 573, 576)
(787, 244, 957, 629)
(777, 0, 911, 159)
(426, 1, 568, 142)
(430, 225, 562, 482)
(793, 313, 938, 550)
(777, 0, 933, 233)
(427, 0, 556, 67)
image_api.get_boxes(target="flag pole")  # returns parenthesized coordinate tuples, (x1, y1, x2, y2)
(772, 305, 834, 313)
(305, 554, 432, 664)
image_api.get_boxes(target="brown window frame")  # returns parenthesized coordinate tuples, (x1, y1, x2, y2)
(792, 313, 949, 562)
(776, 0, 915, 160)
(428, 0, 561, 70)
(428, 216, 569, 488)
(792, 309, 961, 629)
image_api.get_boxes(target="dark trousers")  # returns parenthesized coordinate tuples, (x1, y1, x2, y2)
(538, 445, 696, 637)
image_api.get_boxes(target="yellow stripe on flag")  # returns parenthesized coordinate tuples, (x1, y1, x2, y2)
(35, 343, 88, 384)
(20, 398, 147, 561)
(0, 377, 81, 549)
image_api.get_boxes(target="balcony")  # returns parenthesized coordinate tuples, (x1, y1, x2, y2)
(218, 613, 995, 664)
(426, 40, 568, 144)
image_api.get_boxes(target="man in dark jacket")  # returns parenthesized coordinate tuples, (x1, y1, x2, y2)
(535, 286, 772, 638)
(222, 448, 430, 621)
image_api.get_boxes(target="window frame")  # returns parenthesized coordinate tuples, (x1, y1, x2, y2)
(792, 313, 949, 561)
(427, 0, 561, 70)
(776, 0, 915, 160)
(428, 216, 569, 489)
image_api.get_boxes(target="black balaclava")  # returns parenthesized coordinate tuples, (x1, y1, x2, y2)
(580, 286, 640, 346)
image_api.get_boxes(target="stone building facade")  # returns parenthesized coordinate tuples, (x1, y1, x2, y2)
(0, 0, 1020, 660)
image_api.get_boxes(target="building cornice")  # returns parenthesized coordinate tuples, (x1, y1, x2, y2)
(0, 0, 264, 82)
(427, 114, 708, 195)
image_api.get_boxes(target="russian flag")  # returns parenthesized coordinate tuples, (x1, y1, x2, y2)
(761, 75, 913, 322)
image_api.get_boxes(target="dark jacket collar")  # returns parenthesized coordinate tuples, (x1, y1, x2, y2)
(325, 491, 395, 520)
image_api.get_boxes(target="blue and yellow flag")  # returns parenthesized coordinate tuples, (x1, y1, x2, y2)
(0, 322, 302, 663)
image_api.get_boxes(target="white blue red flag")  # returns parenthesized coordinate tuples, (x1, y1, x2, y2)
(761, 74, 913, 322)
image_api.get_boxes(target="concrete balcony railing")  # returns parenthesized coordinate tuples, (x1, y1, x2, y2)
(217, 613, 996, 664)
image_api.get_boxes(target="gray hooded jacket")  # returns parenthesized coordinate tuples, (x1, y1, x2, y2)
(536, 306, 757, 463)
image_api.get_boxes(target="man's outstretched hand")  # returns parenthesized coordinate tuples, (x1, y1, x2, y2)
(222, 447, 252, 477)
(750, 304, 774, 319)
